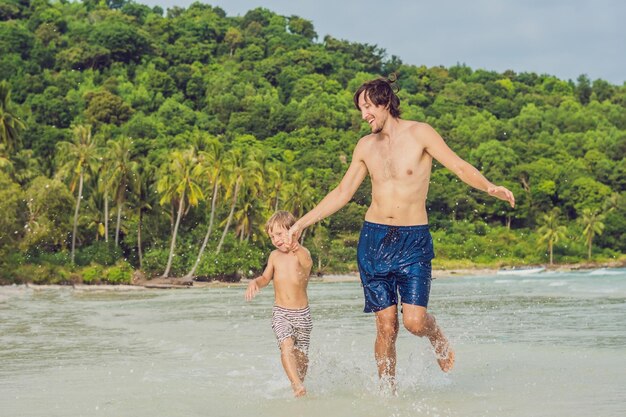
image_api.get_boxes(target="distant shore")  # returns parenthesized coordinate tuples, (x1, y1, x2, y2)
(130, 259, 625, 289)
(270, 260, 625, 284)
(5, 259, 624, 290)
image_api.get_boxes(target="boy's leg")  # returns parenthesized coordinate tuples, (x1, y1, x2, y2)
(279, 338, 306, 397)
(374, 305, 399, 384)
(293, 348, 309, 381)
(402, 304, 455, 372)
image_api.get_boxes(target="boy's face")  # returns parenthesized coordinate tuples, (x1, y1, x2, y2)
(268, 224, 290, 252)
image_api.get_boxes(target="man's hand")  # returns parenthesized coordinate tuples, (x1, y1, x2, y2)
(285, 222, 303, 250)
(487, 185, 515, 208)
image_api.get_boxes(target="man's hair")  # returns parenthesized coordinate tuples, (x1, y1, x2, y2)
(265, 210, 296, 234)
(353, 75, 401, 118)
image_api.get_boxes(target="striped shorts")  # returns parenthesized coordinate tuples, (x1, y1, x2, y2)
(271, 305, 313, 354)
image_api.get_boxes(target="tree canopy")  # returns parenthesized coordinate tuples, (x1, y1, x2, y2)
(0, 0, 624, 284)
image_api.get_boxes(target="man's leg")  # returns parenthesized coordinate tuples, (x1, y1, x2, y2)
(402, 304, 455, 372)
(374, 305, 399, 383)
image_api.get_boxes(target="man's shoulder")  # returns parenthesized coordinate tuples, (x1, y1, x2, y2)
(353, 134, 375, 154)
(403, 120, 438, 144)
(356, 133, 376, 144)
(403, 119, 432, 132)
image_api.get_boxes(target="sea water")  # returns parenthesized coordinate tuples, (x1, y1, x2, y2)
(1, 269, 625, 417)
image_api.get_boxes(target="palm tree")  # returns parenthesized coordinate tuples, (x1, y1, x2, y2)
(56, 125, 100, 264)
(603, 192, 620, 213)
(9, 148, 41, 185)
(105, 136, 138, 246)
(234, 187, 266, 242)
(284, 172, 316, 219)
(311, 225, 330, 275)
(215, 150, 244, 254)
(129, 157, 154, 270)
(251, 151, 275, 210)
(537, 208, 567, 266)
(266, 161, 287, 211)
(157, 148, 205, 278)
(216, 148, 262, 253)
(283, 172, 316, 241)
(233, 150, 265, 242)
(579, 208, 605, 261)
(0, 80, 25, 154)
(185, 139, 224, 279)
(98, 149, 112, 243)
(0, 143, 13, 173)
(83, 185, 106, 241)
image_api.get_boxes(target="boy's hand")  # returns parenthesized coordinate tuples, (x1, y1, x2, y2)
(245, 279, 260, 301)
(286, 223, 303, 250)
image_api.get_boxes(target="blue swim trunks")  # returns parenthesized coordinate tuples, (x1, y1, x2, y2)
(357, 221, 435, 313)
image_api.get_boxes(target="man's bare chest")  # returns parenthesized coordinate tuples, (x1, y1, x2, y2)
(366, 145, 424, 181)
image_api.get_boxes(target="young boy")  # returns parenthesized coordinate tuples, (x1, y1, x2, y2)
(244, 211, 313, 397)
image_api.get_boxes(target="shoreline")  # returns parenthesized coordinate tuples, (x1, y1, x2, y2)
(313, 259, 626, 282)
(5, 260, 623, 290)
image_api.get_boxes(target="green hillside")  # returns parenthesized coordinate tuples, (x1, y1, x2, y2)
(1, 0, 625, 284)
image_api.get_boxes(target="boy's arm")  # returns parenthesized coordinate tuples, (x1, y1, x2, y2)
(420, 123, 515, 208)
(245, 254, 274, 301)
(291, 244, 313, 272)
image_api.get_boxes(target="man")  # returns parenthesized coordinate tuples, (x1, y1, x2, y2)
(285, 77, 515, 388)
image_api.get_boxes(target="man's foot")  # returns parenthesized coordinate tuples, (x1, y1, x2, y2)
(432, 339, 455, 372)
(292, 383, 306, 397)
(378, 375, 397, 397)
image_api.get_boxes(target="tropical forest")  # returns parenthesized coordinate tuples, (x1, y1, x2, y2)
(1, 0, 625, 285)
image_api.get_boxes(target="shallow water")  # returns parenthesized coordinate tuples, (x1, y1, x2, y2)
(1, 269, 625, 417)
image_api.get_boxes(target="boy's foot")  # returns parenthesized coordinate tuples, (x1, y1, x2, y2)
(292, 383, 306, 397)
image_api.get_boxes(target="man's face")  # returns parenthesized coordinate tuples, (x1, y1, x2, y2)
(358, 91, 388, 134)
(268, 224, 289, 252)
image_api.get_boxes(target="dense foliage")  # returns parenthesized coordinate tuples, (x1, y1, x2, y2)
(1, 0, 624, 284)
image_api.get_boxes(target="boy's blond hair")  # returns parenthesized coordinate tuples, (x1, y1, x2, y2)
(265, 210, 296, 234)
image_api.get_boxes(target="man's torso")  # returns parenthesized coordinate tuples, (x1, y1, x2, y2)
(359, 120, 432, 226)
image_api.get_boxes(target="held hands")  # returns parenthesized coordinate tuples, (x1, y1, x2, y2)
(245, 279, 260, 301)
(285, 223, 303, 251)
(487, 185, 515, 208)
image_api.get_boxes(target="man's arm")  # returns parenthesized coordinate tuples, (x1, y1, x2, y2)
(244, 254, 274, 301)
(286, 141, 369, 244)
(419, 123, 515, 208)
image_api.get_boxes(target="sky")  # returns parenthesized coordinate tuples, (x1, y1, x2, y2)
(138, 0, 625, 85)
